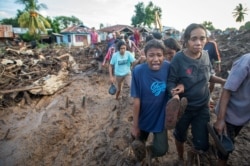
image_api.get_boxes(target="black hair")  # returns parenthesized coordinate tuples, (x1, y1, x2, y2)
(163, 38, 181, 52)
(124, 34, 129, 40)
(114, 39, 120, 44)
(145, 35, 154, 43)
(117, 40, 126, 50)
(152, 32, 162, 40)
(182, 23, 207, 48)
(144, 39, 166, 56)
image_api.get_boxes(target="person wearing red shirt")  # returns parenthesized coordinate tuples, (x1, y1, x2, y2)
(134, 29, 140, 47)
(90, 27, 98, 48)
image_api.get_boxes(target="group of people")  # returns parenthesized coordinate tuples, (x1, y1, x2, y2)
(91, 24, 249, 166)
(118, 23, 249, 166)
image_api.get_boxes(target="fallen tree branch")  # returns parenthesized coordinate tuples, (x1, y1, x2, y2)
(19, 70, 48, 76)
(0, 86, 42, 94)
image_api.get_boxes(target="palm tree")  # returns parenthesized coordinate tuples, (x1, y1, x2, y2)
(16, 0, 50, 36)
(232, 3, 248, 23)
(15, 0, 48, 11)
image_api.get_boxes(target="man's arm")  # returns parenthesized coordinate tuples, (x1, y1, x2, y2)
(131, 97, 141, 138)
(132, 41, 141, 55)
(109, 64, 114, 83)
(214, 89, 231, 135)
(209, 75, 226, 85)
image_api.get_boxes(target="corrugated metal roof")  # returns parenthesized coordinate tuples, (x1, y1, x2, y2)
(61, 25, 90, 34)
(98, 24, 135, 33)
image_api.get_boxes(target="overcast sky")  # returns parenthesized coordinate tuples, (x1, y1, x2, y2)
(0, 0, 250, 31)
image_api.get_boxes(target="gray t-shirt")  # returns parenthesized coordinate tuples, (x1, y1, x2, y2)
(168, 50, 212, 110)
(215, 53, 250, 126)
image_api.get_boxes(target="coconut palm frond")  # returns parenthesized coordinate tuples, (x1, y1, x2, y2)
(38, 15, 51, 28)
(29, 18, 36, 35)
(18, 12, 30, 27)
(232, 3, 248, 23)
(36, 18, 46, 32)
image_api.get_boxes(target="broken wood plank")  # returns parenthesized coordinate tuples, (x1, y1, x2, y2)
(0, 86, 41, 94)
(19, 70, 48, 76)
(23, 91, 32, 105)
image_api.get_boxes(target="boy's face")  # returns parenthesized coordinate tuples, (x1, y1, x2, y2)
(119, 45, 126, 55)
(146, 47, 164, 70)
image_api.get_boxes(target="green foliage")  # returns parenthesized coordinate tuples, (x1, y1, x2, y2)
(20, 32, 36, 41)
(232, 3, 248, 23)
(54, 16, 83, 30)
(131, 2, 145, 27)
(46, 16, 60, 33)
(16, 0, 51, 36)
(37, 43, 49, 48)
(0, 18, 19, 27)
(244, 21, 250, 30)
(131, 1, 162, 28)
(202, 21, 215, 31)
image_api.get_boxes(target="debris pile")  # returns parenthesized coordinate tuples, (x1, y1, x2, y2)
(0, 44, 106, 108)
(216, 30, 250, 78)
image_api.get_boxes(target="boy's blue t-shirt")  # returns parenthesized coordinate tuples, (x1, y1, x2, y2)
(131, 61, 170, 132)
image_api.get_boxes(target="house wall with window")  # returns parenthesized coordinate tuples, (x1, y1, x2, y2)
(61, 33, 91, 47)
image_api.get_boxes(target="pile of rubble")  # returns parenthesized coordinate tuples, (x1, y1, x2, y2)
(0, 43, 106, 109)
(216, 30, 250, 78)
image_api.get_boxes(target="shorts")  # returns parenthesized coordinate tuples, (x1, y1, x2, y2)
(217, 122, 243, 160)
(174, 106, 210, 151)
(115, 74, 131, 91)
(139, 130, 168, 158)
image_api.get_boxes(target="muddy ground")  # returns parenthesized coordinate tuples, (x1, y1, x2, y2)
(0, 31, 250, 166)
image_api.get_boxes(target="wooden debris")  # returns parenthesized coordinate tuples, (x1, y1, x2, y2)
(71, 104, 76, 116)
(0, 42, 108, 108)
(65, 96, 69, 108)
(82, 96, 85, 108)
(1, 128, 10, 141)
(23, 91, 32, 105)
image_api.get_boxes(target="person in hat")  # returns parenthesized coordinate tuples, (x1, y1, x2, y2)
(213, 53, 250, 166)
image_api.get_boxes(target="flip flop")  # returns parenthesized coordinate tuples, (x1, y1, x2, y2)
(207, 123, 234, 156)
(165, 98, 180, 130)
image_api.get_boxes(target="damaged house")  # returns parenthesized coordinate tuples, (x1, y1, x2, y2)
(60, 24, 100, 47)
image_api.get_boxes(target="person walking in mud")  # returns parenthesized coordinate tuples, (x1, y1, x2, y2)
(167, 23, 226, 165)
(109, 40, 135, 100)
(130, 39, 170, 165)
(204, 31, 221, 106)
(212, 53, 250, 166)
